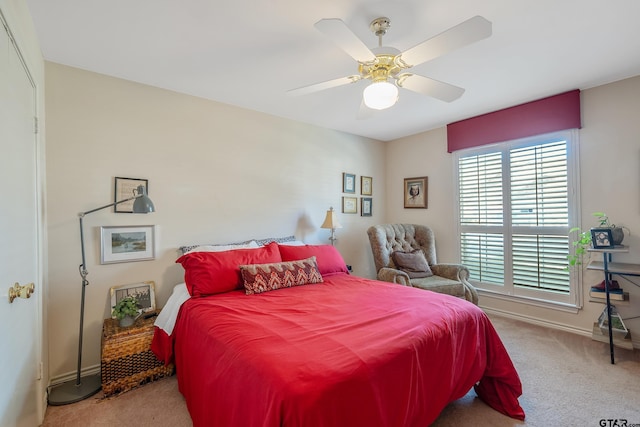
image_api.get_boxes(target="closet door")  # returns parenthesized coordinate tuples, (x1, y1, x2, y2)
(0, 13, 41, 427)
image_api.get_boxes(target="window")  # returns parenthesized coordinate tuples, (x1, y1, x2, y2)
(455, 131, 580, 307)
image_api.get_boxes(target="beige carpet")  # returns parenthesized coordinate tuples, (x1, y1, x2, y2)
(42, 314, 640, 427)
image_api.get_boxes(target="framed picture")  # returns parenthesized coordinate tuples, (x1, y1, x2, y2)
(114, 177, 149, 213)
(404, 176, 428, 209)
(110, 281, 156, 318)
(361, 197, 372, 216)
(100, 225, 156, 264)
(343, 173, 356, 193)
(361, 176, 372, 195)
(591, 228, 614, 249)
(342, 196, 357, 214)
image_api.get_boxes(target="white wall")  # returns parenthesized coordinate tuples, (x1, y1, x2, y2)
(385, 76, 640, 344)
(45, 63, 386, 380)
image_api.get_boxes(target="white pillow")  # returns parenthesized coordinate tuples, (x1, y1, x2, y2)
(182, 240, 259, 254)
(278, 240, 305, 246)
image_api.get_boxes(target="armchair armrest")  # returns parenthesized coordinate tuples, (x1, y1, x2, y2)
(431, 263, 469, 281)
(431, 263, 478, 305)
(377, 267, 411, 286)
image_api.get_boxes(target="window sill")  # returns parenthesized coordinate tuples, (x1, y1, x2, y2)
(477, 288, 581, 314)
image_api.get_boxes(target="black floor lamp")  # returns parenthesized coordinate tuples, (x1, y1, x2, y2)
(48, 185, 155, 405)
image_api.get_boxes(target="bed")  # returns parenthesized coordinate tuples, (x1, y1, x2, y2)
(151, 240, 524, 426)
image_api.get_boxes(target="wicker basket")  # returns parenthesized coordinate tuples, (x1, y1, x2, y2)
(101, 311, 174, 397)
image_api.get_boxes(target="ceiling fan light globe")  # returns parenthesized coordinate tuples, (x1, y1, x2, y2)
(363, 81, 398, 110)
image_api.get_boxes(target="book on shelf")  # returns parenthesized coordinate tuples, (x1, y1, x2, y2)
(589, 287, 628, 301)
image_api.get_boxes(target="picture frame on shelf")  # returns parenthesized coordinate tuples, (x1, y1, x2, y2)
(343, 173, 356, 193)
(403, 176, 428, 209)
(110, 281, 156, 318)
(342, 196, 357, 214)
(100, 225, 156, 264)
(591, 228, 614, 249)
(361, 197, 372, 216)
(114, 177, 149, 213)
(361, 176, 372, 195)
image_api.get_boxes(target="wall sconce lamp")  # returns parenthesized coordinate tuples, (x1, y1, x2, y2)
(320, 206, 342, 246)
(48, 185, 155, 406)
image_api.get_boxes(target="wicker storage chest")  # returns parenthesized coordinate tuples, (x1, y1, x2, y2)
(101, 311, 174, 397)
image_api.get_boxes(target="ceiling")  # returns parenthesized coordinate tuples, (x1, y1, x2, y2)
(25, 0, 640, 141)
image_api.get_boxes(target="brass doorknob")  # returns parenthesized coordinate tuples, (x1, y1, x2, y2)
(8, 282, 34, 303)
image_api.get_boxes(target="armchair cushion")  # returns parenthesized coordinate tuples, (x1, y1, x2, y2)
(391, 250, 433, 278)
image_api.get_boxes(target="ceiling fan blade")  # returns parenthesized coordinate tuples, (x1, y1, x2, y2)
(314, 18, 376, 63)
(287, 75, 362, 96)
(399, 15, 491, 67)
(397, 74, 465, 102)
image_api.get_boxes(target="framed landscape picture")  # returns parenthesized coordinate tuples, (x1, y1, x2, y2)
(100, 225, 156, 264)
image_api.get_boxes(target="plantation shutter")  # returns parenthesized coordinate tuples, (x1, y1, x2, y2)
(458, 152, 505, 285)
(510, 141, 570, 292)
(458, 140, 570, 293)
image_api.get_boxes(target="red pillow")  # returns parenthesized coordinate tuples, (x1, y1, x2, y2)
(277, 244, 349, 276)
(176, 242, 282, 296)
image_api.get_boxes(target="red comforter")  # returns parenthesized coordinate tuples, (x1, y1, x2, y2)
(153, 274, 524, 426)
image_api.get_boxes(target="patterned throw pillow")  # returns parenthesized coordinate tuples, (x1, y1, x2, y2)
(240, 257, 323, 295)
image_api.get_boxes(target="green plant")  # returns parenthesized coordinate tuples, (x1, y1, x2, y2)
(567, 227, 592, 269)
(567, 212, 628, 269)
(111, 295, 140, 320)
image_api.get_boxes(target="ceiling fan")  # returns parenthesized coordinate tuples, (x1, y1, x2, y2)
(288, 15, 492, 111)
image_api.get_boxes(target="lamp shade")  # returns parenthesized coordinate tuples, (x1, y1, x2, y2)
(132, 185, 155, 213)
(321, 207, 342, 229)
(363, 81, 398, 110)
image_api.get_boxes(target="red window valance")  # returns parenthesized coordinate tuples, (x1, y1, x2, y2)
(446, 89, 581, 153)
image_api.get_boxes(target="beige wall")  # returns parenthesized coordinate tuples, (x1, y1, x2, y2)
(45, 63, 386, 380)
(384, 75, 640, 345)
(45, 60, 640, 380)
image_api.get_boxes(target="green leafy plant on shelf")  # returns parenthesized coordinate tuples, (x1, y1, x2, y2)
(567, 212, 629, 269)
(111, 295, 140, 320)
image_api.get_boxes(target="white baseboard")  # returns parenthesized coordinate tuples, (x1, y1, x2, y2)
(49, 364, 101, 387)
(481, 306, 639, 349)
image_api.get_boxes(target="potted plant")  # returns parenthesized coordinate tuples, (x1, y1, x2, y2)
(112, 295, 140, 327)
(567, 212, 630, 269)
(591, 212, 628, 246)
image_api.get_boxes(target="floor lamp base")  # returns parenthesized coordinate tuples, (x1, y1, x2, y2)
(47, 373, 101, 406)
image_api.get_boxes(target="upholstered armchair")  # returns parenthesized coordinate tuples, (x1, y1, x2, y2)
(367, 224, 478, 305)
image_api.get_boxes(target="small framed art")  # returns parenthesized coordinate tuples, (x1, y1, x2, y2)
(591, 228, 614, 249)
(361, 197, 372, 216)
(100, 225, 156, 264)
(361, 176, 372, 195)
(342, 196, 357, 214)
(110, 281, 156, 317)
(114, 177, 148, 213)
(404, 176, 428, 209)
(343, 173, 356, 193)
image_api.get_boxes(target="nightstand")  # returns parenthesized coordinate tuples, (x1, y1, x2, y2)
(101, 310, 174, 397)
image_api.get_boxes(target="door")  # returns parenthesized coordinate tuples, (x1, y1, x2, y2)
(0, 11, 42, 427)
